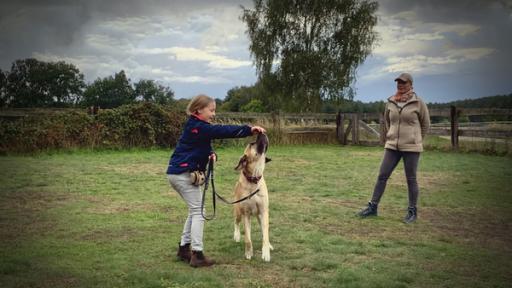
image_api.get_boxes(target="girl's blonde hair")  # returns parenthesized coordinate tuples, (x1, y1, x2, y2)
(186, 94, 215, 115)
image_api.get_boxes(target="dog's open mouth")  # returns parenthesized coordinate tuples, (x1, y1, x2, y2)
(255, 133, 268, 154)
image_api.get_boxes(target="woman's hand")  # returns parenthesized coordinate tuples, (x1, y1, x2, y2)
(251, 126, 266, 134)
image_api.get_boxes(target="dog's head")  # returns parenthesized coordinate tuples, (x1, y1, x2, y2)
(235, 133, 271, 174)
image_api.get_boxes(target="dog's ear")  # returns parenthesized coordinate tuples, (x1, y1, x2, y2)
(265, 157, 272, 163)
(235, 155, 248, 170)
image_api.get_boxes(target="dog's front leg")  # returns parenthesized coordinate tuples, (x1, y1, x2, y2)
(233, 208, 241, 242)
(259, 210, 272, 262)
(243, 215, 253, 260)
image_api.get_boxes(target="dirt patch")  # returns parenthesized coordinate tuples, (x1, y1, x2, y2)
(96, 163, 163, 175)
(422, 207, 512, 252)
(322, 198, 363, 209)
(289, 158, 313, 165)
(79, 226, 148, 243)
(0, 191, 73, 242)
(385, 171, 453, 192)
(82, 195, 167, 214)
(348, 151, 381, 157)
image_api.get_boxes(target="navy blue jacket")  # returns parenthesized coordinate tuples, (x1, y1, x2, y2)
(166, 115, 252, 174)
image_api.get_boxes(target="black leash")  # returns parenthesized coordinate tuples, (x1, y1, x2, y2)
(201, 159, 260, 220)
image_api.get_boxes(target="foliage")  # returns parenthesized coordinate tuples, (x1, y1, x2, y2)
(173, 98, 190, 113)
(1, 58, 180, 109)
(428, 94, 512, 122)
(220, 86, 258, 112)
(241, 99, 265, 112)
(2, 58, 85, 108)
(95, 102, 185, 148)
(0, 103, 186, 153)
(0, 68, 6, 107)
(0, 110, 94, 153)
(134, 79, 175, 105)
(241, 0, 378, 112)
(322, 99, 386, 113)
(82, 70, 136, 109)
(428, 93, 512, 109)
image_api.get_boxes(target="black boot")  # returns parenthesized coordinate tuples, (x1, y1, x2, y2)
(176, 243, 191, 262)
(403, 206, 417, 224)
(358, 202, 378, 217)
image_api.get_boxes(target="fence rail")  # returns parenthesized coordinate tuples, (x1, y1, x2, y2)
(2, 108, 511, 148)
(217, 107, 512, 149)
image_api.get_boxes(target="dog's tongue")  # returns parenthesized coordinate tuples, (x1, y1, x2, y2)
(256, 133, 268, 154)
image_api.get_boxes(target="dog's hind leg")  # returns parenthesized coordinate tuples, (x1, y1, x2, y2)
(233, 207, 241, 242)
(259, 210, 272, 262)
(243, 215, 253, 260)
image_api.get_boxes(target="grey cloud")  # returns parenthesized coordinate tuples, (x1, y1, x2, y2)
(0, 0, 253, 69)
(378, 0, 511, 20)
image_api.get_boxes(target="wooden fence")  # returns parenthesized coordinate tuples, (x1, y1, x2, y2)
(2, 107, 511, 149)
(217, 107, 512, 149)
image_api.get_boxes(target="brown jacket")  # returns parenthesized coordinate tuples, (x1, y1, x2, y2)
(384, 93, 430, 152)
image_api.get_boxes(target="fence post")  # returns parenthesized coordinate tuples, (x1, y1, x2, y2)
(352, 114, 359, 145)
(271, 111, 282, 144)
(450, 105, 459, 150)
(379, 112, 386, 145)
(336, 112, 345, 145)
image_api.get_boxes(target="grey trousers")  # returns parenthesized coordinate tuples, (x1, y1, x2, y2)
(371, 149, 421, 207)
(168, 173, 205, 252)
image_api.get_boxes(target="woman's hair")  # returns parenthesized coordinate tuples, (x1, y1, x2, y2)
(186, 94, 215, 115)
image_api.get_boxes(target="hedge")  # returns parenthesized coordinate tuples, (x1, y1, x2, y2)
(0, 103, 186, 154)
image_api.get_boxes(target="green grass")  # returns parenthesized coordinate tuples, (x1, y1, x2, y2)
(1, 145, 511, 288)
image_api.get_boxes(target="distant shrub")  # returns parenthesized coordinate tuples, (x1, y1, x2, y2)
(0, 103, 186, 153)
(95, 103, 185, 148)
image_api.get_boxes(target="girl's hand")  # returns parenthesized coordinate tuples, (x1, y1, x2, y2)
(209, 153, 216, 162)
(251, 126, 266, 134)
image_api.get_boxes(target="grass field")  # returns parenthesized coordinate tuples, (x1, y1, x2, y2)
(1, 144, 511, 287)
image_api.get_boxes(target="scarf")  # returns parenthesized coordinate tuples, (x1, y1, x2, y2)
(393, 88, 414, 102)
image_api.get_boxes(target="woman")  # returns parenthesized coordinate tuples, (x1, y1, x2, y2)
(167, 94, 266, 267)
(358, 73, 430, 223)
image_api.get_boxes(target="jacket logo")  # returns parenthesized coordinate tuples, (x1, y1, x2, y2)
(191, 128, 199, 134)
(179, 163, 189, 167)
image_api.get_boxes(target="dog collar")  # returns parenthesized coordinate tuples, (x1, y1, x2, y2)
(243, 170, 262, 184)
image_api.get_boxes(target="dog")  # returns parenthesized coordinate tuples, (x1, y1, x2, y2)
(233, 133, 273, 262)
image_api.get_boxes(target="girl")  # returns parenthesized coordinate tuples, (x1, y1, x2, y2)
(167, 94, 266, 267)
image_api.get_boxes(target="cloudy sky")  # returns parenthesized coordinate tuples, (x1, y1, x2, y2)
(1, 0, 511, 103)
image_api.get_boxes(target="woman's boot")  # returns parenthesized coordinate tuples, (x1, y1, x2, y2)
(358, 202, 378, 217)
(403, 206, 417, 223)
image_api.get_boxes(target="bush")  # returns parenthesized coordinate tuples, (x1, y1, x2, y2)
(0, 103, 186, 153)
(95, 103, 185, 148)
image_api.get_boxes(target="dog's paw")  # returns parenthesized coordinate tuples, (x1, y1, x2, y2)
(233, 231, 240, 242)
(262, 249, 271, 262)
(245, 250, 253, 260)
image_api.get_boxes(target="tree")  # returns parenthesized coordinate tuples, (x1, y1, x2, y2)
(241, 0, 378, 112)
(221, 86, 257, 112)
(46, 61, 86, 106)
(134, 79, 175, 105)
(5, 58, 85, 107)
(241, 99, 265, 112)
(82, 70, 135, 108)
(0, 69, 6, 107)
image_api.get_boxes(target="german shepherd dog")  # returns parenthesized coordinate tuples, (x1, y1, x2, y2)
(233, 133, 273, 261)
